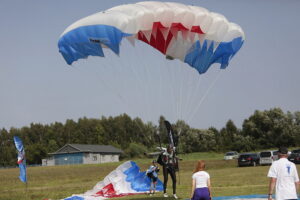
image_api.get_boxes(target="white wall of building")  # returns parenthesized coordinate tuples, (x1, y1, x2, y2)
(83, 153, 119, 164)
(43, 153, 120, 166)
(42, 157, 55, 166)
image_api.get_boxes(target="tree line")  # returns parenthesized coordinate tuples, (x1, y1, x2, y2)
(1, 107, 300, 167)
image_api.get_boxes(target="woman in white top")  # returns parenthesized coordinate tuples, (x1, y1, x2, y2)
(190, 160, 212, 200)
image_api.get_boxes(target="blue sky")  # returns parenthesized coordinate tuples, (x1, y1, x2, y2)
(1, 0, 300, 130)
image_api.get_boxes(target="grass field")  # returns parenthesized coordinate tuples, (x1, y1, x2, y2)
(1, 152, 297, 200)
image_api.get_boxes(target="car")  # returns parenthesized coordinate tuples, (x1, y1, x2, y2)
(259, 150, 278, 165)
(272, 150, 279, 160)
(288, 149, 300, 164)
(224, 151, 239, 160)
(238, 153, 260, 167)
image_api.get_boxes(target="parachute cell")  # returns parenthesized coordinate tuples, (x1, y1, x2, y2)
(58, 1, 244, 74)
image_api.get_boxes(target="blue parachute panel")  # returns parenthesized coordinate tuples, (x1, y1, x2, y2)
(123, 161, 163, 192)
(64, 196, 84, 200)
(58, 25, 132, 65)
(184, 37, 244, 74)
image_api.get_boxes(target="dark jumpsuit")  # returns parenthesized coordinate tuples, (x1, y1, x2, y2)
(162, 151, 177, 194)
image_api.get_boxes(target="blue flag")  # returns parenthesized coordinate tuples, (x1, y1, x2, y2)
(13, 136, 27, 183)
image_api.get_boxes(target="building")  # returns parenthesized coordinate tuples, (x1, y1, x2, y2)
(42, 144, 123, 166)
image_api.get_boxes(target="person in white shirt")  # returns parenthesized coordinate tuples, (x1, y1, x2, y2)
(190, 160, 212, 200)
(267, 147, 299, 200)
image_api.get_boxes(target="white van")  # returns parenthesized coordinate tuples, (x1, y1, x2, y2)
(259, 150, 278, 165)
(224, 151, 239, 160)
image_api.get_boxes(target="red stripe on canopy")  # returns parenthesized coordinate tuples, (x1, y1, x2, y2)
(137, 22, 205, 54)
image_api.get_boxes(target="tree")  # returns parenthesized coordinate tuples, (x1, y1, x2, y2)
(0, 129, 15, 166)
(242, 108, 295, 149)
(124, 143, 147, 158)
(219, 120, 239, 151)
(158, 116, 168, 145)
(208, 127, 222, 152)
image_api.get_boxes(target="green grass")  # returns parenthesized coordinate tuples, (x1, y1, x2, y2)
(179, 152, 225, 161)
(1, 154, 298, 200)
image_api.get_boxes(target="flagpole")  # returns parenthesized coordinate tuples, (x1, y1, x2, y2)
(25, 161, 28, 199)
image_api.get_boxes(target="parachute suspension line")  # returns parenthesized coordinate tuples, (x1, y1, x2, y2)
(141, 51, 153, 123)
(117, 42, 154, 122)
(148, 52, 165, 124)
(178, 61, 187, 121)
(107, 44, 152, 142)
(157, 56, 164, 123)
(177, 62, 184, 122)
(177, 61, 184, 122)
(187, 70, 222, 125)
(102, 55, 137, 113)
(183, 70, 203, 122)
(122, 44, 150, 121)
(175, 61, 183, 122)
(120, 44, 159, 144)
(99, 58, 139, 113)
(171, 61, 179, 121)
(173, 61, 179, 120)
(128, 42, 152, 122)
(72, 64, 130, 111)
(165, 59, 178, 122)
(175, 61, 181, 121)
(102, 51, 147, 118)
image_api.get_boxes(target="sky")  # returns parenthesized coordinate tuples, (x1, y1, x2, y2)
(1, 0, 300, 130)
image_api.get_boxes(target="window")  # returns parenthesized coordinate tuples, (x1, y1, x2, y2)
(93, 156, 97, 161)
(226, 152, 235, 156)
(260, 152, 272, 157)
(292, 149, 300, 154)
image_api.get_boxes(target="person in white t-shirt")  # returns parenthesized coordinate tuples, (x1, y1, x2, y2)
(267, 147, 299, 200)
(190, 160, 212, 200)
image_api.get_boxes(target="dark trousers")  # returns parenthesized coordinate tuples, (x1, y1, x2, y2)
(163, 165, 176, 194)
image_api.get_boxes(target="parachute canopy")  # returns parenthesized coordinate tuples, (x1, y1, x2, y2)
(64, 161, 163, 200)
(58, 1, 244, 74)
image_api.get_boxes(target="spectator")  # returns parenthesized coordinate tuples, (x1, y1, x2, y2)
(267, 147, 299, 200)
(146, 160, 160, 195)
(190, 160, 212, 200)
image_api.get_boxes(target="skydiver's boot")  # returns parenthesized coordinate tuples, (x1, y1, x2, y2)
(163, 193, 168, 197)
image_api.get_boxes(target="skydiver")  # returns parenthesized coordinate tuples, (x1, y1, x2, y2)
(161, 145, 179, 199)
